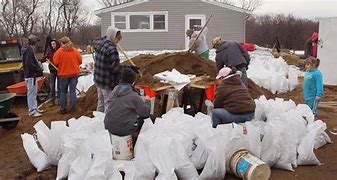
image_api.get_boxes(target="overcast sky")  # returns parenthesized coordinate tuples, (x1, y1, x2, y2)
(84, 0, 337, 22)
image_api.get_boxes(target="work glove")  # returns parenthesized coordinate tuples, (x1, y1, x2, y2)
(129, 66, 140, 74)
(315, 96, 322, 101)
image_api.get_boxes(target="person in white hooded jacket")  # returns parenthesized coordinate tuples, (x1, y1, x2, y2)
(186, 26, 210, 58)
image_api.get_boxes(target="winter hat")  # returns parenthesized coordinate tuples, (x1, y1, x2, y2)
(311, 32, 318, 42)
(212, 37, 222, 48)
(216, 67, 232, 79)
(28, 34, 40, 45)
(106, 26, 120, 42)
(120, 67, 136, 84)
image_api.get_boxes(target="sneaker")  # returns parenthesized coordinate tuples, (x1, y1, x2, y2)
(30, 112, 42, 117)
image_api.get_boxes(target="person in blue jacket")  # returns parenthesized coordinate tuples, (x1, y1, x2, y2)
(303, 57, 323, 119)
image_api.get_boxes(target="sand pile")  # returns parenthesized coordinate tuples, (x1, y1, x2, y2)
(77, 52, 275, 112)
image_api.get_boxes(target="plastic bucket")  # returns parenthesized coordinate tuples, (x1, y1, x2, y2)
(230, 149, 270, 180)
(110, 134, 134, 160)
(205, 83, 217, 101)
(138, 85, 157, 98)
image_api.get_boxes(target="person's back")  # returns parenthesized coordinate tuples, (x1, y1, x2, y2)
(214, 74, 255, 114)
(104, 68, 150, 136)
(54, 47, 82, 77)
(215, 41, 249, 72)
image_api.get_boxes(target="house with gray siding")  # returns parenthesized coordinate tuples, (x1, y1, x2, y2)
(94, 0, 251, 51)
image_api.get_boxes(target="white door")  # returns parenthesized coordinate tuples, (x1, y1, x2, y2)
(318, 17, 337, 85)
(185, 15, 206, 49)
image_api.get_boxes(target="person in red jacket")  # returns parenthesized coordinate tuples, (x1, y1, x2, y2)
(42, 39, 61, 105)
(212, 66, 255, 128)
(54, 36, 82, 114)
(304, 32, 319, 58)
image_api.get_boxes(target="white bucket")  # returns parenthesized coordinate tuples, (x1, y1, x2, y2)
(110, 134, 134, 160)
(230, 149, 271, 180)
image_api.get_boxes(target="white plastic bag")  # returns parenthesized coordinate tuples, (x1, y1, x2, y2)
(48, 121, 68, 165)
(21, 133, 50, 172)
(190, 139, 208, 169)
(33, 120, 50, 153)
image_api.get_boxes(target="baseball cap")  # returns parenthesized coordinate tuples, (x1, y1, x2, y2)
(216, 67, 232, 79)
(28, 34, 40, 45)
(212, 37, 222, 48)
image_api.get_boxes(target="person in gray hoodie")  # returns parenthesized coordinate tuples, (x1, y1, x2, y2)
(104, 68, 151, 136)
(211, 37, 251, 87)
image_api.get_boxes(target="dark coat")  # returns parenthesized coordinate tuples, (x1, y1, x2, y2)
(213, 74, 255, 114)
(93, 36, 122, 90)
(104, 83, 151, 136)
(215, 41, 251, 72)
(21, 46, 43, 78)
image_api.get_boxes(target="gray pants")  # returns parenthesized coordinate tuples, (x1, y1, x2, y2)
(237, 67, 248, 88)
(97, 87, 112, 113)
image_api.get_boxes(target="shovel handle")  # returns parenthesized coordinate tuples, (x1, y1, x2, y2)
(188, 14, 213, 52)
(117, 44, 143, 76)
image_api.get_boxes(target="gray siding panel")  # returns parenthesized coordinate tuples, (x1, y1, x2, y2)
(99, 0, 245, 51)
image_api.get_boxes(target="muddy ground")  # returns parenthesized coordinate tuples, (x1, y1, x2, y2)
(0, 52, 336, 179)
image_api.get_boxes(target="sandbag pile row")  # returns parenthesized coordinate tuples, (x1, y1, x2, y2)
(247, 50, 299, 94)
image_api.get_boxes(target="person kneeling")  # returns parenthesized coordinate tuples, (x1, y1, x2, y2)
(104, 68, 151, 137)
(212, 66, 255, 128)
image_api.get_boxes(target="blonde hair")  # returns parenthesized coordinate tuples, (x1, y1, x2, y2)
(60, 36, 73, 50)
(306, 57, 320, 68)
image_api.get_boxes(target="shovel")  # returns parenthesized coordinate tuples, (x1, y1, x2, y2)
(45, 58, 86, 97)
(117, 44, 143, 76)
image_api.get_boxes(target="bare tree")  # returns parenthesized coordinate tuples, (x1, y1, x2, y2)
(0, 0, 19, 37)
(98, 0, 134, 7)
(17, 0, 40, 36)
(215, 0, 262, 12)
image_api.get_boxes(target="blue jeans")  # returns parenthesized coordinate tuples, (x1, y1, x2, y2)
(212, 108, 254, 128)
(59, 77, 78, 112)
(25, 78, 38, 115)
(49, 71, 60, 102)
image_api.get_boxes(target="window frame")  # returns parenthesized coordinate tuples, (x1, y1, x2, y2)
(111, 11, 168, 32)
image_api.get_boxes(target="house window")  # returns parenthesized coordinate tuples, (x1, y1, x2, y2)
(130, 15, 150, 29)
(154, 15, 165, 30)
(114, 15, 126, 30)
(112, 11, 168, 32)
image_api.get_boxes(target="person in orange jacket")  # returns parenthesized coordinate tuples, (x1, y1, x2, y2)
(54, 36, 82, 114)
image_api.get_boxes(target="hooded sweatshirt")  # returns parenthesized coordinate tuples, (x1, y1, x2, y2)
(303, 69, 323, 101)
(21, 45, 43, 78)
(104, 83, 151, 136)
(213, 74, 255, 114)
(53, 47, 82, 77)
(189, 27, 209, 54)
(215, 41, 251, 72)
(93, 27, 122, 90)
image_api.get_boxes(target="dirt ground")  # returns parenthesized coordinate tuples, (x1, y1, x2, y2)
(1, 52, 337, 179)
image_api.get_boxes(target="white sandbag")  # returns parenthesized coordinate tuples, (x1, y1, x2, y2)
(260, 120, 293, 171)
(190, 139, 208, 169)
(171, 139, 198, 180)
(56, 131, 90, 180)
(21, 133, 50, 172)
(315, 132, 332, 149)
(33, 120, 50, 153)
(296, 104, 315, 125)
(84, 130, 114, 180)
(148, 137, 177, 180)
(48, 121, 68, 165)
(133, 134, 156, 180)
(297, 120, 326, 165)
(245, 122, 262, 158)
(113, 160, 135, 180)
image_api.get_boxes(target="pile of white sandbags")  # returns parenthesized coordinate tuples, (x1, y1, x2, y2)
(247, 50, 300, 94)
(22, 97, 331, 179)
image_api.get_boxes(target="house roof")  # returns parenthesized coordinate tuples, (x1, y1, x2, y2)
(94, 0, 252, 16)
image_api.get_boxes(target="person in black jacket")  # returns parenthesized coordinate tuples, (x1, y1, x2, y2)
(212, 37, 251, 87)
(22, 34, 44, 117)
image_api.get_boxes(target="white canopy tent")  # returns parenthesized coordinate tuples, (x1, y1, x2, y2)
(318, 17, 337, 85)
